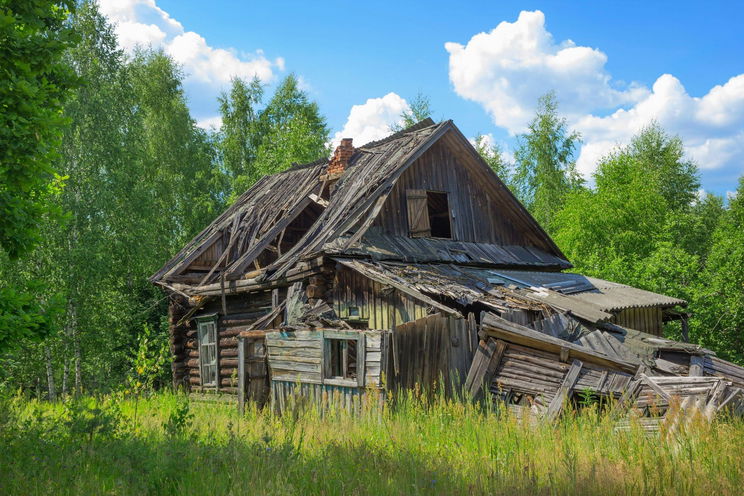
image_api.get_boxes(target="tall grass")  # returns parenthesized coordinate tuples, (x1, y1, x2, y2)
(0, 389, 741, 495)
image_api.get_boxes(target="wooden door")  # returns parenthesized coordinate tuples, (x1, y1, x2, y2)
(238, 332, 269, 412)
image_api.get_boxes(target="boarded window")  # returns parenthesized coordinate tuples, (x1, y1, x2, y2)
(406, 190, 452, 239)
(197, 318, 218, 387)
(323, 333, 365, 386)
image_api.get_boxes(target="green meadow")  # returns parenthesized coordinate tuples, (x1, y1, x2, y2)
(1, 391, 742, 496)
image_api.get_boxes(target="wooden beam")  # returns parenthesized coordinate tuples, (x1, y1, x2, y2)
(224, 197, 312, 279)
(481, 313, 638, 373)
(335, 259, 459, 317)
(464, 338, 507, 399)
(546, 359, 583, 421)
(639, 374, 670, 401)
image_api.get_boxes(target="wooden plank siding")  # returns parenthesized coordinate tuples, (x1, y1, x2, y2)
(266, 329, 389, 413)
(333, 265, 433, 330)
(373, 141, 525, 245)
(388, 314, 476, 396)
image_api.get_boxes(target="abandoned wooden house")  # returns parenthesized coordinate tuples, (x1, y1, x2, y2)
(150, 118, 744, 422)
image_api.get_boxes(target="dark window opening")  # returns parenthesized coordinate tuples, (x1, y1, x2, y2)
(327, 338, 358, 380)
(426, 191, 452, 238)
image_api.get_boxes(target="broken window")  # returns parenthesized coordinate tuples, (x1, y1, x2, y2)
(406, 189, 452, 239)
(196, 316, 218, 387)
(323, 333, 365, 385)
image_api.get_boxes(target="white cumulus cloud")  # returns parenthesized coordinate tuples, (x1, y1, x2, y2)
(445, 10, 647, 134)
(333, 93, 410, 147)
(98, 0, 283, 121)
(446, 10, 744, 186)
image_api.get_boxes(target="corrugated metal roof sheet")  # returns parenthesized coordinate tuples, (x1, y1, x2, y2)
(492, 270, 686, 311)
(333, 260, 684, 325)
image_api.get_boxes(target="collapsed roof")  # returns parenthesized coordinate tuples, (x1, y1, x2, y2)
(151, 119, 570, 294)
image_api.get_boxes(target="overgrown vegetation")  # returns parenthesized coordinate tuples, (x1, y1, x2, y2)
(0, 390, 742, 495)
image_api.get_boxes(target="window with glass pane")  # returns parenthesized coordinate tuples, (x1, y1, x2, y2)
(197, 319, 218, 387)
(328, 339, 357, 379)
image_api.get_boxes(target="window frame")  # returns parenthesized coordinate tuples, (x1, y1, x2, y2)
(322, 330, 366, 387)
(196, 314, 219, 388)
(406, 189, 454, 240)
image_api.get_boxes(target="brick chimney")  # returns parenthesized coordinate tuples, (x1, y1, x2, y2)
(327, 138, 353, 177)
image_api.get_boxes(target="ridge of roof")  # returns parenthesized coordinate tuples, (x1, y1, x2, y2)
(357, 117, 438, 149)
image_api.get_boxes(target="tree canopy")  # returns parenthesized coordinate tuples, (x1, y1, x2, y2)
(513, 92, 583, 232)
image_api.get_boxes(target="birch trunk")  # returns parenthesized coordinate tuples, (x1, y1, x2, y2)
(45, 345, 57, 401)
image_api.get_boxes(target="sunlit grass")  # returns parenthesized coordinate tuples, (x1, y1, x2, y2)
(0, 389, 742, 495)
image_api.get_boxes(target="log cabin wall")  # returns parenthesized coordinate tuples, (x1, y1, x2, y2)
(333, 265, 433, 329)
(489, 342, 633, 411)
(612, 307, 663, 336)
(168, 293, 191, 390)
(372, 140, 527, 246)
(184, 289, 283, 393)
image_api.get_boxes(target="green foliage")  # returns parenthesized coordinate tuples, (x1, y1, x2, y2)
(219, 74, 329, 196)
(474, 134, 513, 187)
(391, 92, 432, 132)
(0, 2, 226, 393)
(161, 394, 192, 437)
(0, 0, 78, 357)
(552, 121, 743, 361)
(514, 92, 583, 232)
(218, 76, 264, 182)
(63, 396, 124, 443)
(690, 179, 744, 363)
(127, 324, 170, 395)
(0, 281, 63, 351)
(0, 0, 78, 259)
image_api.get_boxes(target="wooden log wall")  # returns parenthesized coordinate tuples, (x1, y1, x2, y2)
(333, 265, 432, 329)
(372, 140, 539, 247)
(613, 307, 663, 336)
(488, 342, 632, 410)
(184, 289, 279, 393)
(168, 293, 191, 390)
(389, 313, 476, 395)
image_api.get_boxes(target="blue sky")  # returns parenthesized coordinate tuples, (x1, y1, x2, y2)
(99, 1, 744, 196)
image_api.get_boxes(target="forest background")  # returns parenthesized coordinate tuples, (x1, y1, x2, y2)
(2, 1, 742, 398)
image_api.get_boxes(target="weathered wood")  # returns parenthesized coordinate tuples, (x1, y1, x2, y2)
(238, 338, 246, 415)
(481, 313, 638, 373)
(640, 374, 671, 401)
(704, 379, 729, 420)
(545, 359, 583, 421)
(464, 338, 502, 398)
(689, 355, 705, 376)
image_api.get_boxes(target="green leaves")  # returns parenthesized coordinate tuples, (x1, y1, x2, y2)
(552, 121, 743, 363)
(513, 92, 583, 232)
(0, 0, 79, 260)
(219, 74, 330, 198)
